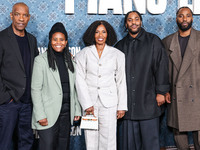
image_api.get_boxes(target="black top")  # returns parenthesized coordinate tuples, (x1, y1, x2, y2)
(115, 28, 170, 120)
(54, 51, 70, 104)
(178, 34, 190, 58)
(15, 34, 31, 103)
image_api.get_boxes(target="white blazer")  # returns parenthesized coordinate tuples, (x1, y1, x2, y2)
(75, 44, 127, 111)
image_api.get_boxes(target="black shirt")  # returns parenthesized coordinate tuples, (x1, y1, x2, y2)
(15, 34, 31, 103)
(178, 34, 190, 58)
(54, 51, 70, 104)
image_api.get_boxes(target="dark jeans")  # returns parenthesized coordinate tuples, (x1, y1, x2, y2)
(0, 101, 34, 150)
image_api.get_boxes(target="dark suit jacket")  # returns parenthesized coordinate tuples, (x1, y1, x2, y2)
(0, 25, 39, 104)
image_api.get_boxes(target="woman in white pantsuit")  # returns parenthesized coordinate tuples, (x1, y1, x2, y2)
(75, 20, 127, 150)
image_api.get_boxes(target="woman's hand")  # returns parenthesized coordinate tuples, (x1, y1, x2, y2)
(85, 106, 94, 116)
(74, 116, 80, 121)
(38, 118, 48, 126)
(117, 110, 125, 119)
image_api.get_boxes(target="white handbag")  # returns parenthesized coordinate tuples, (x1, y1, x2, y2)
(80, 115, 98, 130)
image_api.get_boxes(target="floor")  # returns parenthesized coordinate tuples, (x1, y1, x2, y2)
(161, 145, 195, 150)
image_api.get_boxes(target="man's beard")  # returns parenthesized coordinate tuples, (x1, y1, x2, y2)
(127, 26, 141, 35)
(177, 20, 193, 32)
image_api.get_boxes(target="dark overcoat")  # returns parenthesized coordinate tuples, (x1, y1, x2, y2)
(162, 28, 200, 132)
(115, 28, 169, 120)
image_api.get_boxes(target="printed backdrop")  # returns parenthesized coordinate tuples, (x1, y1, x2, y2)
(0, 0, 200, 149)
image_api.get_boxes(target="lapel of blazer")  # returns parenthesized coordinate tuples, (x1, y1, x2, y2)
(27, 33, 35, 71)
(90, 45, 99, 60)
(43, 53, 62, 90)
(169, 32, 182, 72)
(50, 67, 62, 90)
(8, 26, 25, 72)
(178, 28, 197, 80)
(100, 44, 109, 60)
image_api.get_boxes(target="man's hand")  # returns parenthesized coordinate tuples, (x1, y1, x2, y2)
(165, 92, 171, 103)
(117, 110, 125, 119)
(38, 118, 48, 126)
(156, 94, 165, 106)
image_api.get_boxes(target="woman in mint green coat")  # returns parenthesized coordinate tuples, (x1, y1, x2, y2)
(31, 22, 81, 150)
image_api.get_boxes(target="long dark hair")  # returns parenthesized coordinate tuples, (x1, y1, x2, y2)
(83, 20, 117, 46)
(47, 37, 74, 73)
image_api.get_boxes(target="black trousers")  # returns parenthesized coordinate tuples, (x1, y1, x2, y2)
(38, 103, 71, 150)
(117, 117, 160, 150)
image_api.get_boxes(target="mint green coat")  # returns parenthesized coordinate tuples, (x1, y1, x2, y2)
(31, 52, 81, 130)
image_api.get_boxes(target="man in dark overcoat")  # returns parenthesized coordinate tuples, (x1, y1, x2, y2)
(162, 6, 200, 150)
(115, 11, 170, 150)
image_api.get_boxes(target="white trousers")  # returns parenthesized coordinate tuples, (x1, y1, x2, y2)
(84, 98, 117, 150)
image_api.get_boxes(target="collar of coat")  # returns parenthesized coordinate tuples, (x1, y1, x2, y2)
(169, 28, 199, 80)
(126, 27, 145, 42)
(169, 28, 197, 53)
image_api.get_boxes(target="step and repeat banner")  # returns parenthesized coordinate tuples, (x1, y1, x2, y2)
(1, 0, 200, 149)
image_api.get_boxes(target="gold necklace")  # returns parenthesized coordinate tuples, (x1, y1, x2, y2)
(98, 50, 103, 54)
(96, 45, 104, 55)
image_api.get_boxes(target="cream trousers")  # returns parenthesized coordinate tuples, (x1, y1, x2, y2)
(84, 98, 117, 150)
